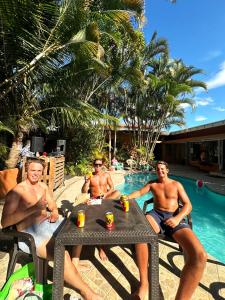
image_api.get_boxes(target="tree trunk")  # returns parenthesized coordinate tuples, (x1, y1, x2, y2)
(5, 133, 23, 169)
(113, 128, 117, 157)
(108, 129, 112, 166)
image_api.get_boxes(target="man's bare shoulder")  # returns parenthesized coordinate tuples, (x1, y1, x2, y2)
(172, 180, 183, 188)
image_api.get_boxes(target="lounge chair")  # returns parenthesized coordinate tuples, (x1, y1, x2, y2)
(126, 159, 137, 170)
(112, 161, 124, 170)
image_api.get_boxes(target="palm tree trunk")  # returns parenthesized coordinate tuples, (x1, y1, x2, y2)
(113, 127, 117, 157)
(5, 133, 23, 169)
(108, 129, 112, 166)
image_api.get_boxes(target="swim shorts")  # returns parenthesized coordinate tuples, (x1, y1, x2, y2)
(146, 209, 191, 236)
(18, 217, 64, 254)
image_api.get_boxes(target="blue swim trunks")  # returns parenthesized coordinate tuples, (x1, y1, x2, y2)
(18, 218, 64, 254)
(146, 209, 191, 236)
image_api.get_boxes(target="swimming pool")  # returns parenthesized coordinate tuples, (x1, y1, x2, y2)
(117, 172, 225, 264)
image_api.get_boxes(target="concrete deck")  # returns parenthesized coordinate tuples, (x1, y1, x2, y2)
(1, 166, 225, 299)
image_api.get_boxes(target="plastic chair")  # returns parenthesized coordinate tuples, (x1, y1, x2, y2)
(143, 198, 192, 248)
(0, 208, 67, 285)
(0, 226, 48, 284)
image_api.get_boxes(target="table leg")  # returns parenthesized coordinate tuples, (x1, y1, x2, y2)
(149, 241, 159, 300)
(52, 241, 65, 300)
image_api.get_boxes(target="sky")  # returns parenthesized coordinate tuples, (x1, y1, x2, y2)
(144, 0, 225, 132)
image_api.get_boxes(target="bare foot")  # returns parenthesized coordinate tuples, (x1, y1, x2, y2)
(82, 288, 103, 300)
(72, 258, 91, 272)
(98, 247, 108, 261)
(132, 283, 149, 300)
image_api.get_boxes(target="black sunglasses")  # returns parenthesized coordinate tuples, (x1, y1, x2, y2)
(94, 163, 102, 167)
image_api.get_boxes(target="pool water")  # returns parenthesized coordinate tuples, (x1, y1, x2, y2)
(117, 172, 225, 264)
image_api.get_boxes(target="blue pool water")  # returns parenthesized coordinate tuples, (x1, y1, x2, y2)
(117, 172, 225, 263)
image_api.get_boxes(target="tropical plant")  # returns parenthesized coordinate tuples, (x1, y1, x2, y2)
(121, 32, 207, 162)
(0, 0, 144, 168)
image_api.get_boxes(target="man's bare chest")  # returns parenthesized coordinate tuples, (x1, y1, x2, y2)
(19, 186, 45, 209)
(90, 175, 107, 186)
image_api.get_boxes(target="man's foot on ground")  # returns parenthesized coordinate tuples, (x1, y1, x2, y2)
(98, 247, 108, 261)
(81, 289, 103, 300)
(131, 284, 149, 300)
(72, 258, 92, 272)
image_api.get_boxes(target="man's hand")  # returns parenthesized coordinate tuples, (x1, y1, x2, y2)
(84, 174, 92, 183)
(164, 216, 181, 228)
(48, 210, 59, 223)
(35, 197, 48, 210)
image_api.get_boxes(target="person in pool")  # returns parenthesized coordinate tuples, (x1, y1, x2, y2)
(1, 158, 102, 300)
(126, 160, 207, 300)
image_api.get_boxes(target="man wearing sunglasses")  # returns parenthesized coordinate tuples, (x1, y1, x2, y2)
(82, 158, 120, 200)
(81, 158, 120, 260)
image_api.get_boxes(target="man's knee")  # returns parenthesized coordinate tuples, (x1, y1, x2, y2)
(196, 248, 207, 265)
(189, 247, 207, 267)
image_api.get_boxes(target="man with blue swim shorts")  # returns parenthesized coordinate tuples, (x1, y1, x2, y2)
(1, 158, 102, 300)
(126, 161, 207, 300)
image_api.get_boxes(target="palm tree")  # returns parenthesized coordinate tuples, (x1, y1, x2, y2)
(0, 0, 144, 168)
(122, 32, 207, 162)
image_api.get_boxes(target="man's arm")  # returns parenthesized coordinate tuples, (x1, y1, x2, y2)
(43, 183, 59, 222)
(103, 174, 114, 198)
(127, 183, 151, 200)
(1, 188, 43, 228)
(164, 182, 192, 228)
(81, 176, 91, 193)
(176, 182, 192, 218)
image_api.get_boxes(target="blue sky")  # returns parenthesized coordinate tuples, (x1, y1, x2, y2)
(144, 0, 225, 131)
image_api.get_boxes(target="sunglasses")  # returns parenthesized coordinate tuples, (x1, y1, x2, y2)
(94, 164, 102, 167)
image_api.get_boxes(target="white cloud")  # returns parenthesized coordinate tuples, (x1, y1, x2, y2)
(195, 116, 207, 122)
(179, 103, 191, 109)
(206, 61, 225, 90)
(202, 50, 222, 62)
(195, 97, 214, 106)
(213, 106, 225, 112)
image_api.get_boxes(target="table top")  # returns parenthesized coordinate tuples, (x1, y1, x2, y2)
(55, 200, 158, 246)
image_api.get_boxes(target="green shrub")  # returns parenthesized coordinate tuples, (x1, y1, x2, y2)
(0, 143, 9, 169)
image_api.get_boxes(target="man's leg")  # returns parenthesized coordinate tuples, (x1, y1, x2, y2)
(134, 243, 149, 300)
(70, 245, 92, 271)
(104, 190, 121, 200)
(98, 246, 108, 261)
(134, 215, 160, 300)
(37, 240, 103, 300)
(172, 228, 207, 300)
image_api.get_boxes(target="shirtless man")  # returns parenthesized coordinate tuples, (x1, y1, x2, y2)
(82, 158, 120, 200)
(82, 158, 120, 260)
(127, 161, 207, 300)
(1, 158, 102, 300)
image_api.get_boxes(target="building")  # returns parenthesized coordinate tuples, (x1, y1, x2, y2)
(161, 120, 225, 173)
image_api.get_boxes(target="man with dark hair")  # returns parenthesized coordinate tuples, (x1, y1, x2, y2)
(127, 161, 207, 300)
(1, 159, 102, 300)
(82, 158, 120, 200)
(82, 158, 120, 260)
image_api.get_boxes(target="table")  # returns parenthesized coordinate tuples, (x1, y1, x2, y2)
(53, 200, 159, 300)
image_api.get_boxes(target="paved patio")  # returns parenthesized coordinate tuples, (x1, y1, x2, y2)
(0, 165, 225, 299)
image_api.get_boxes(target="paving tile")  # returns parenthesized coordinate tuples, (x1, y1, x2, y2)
(1, 168, 225, 300)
